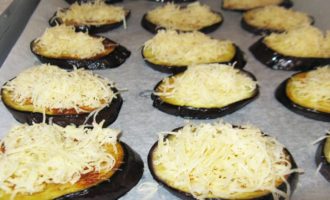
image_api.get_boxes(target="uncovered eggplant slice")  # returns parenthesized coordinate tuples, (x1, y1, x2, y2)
(221, 0, 293, 12)
(65, 0, 123, 4)
(151, 66, 259, 119)
(315, 135, 330, 182)
(142, 44, 246, 74)
(148, 125, 299, 200)
(31, 37, 130, 70)
(249, 38, 330, 71)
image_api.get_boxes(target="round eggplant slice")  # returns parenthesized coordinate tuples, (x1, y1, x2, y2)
(142, 44, 246, 74)
(221, 0, 293, 12)
(148, 130, 299, 200)
(249, 38, 330, 71)
(31, 37, 130, 70)
(275, 76, 330, 122)
(315, 135, 330, 182)
(65, 0, 123, 4)
(49, 9, 130, 34)
(148, 0, 196, 2)
(1, 87, 123, 127)
(141, 11, 223, 34)
(151, 69, 259, 119)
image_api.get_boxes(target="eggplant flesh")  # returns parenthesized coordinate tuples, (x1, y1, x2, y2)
(65, 0, 123, 4)
(142, 45, 246, 74)
(275, 77, 330, 122)
(315, 136, 330, 182)
(31, 37, 130, 70)
(148, 133, 298, 200)
(249, 38, 330, 71)
(0, 142, 143, 200)
(151, 70, 258, 119)
(1, 87, 123, 127)
(221, 0, 293, 12)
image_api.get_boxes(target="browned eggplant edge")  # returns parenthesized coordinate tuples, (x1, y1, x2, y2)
(141, 44, 246, 74)
(140, 10, 223, 34)
(249, 38, 330, 71)
(315, 135, 330, 182)
(49, 9, 131, 34)
(30, 37, 130, 70)
(147, 128, 299, 200)
(221, 0, 293, 12)
(240, 15, 314, 35)
(1, 85, 123, 127)
(275, 76, 330, 122)
(56, 142, 144, 200)
(151, 69, 259, 119)
(65, 0, 123, 4)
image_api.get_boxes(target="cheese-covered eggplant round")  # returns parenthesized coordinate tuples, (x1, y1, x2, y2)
(222, 0, 292, 11)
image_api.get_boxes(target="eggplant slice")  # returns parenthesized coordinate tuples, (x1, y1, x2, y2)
(49, 9, 130, 34)
(315, 135, 330, 182)
(142, 44, 246, 74)
(31, 37, 130, 70)
(151, 69, 258, 119)
(275, 76, 330, 122)
(148, 128, 299, 200)
(250, 38, 330, 71)
(1, 87, 123, 127)
(221, 0, 293, 12)
(65, 0, 123, 4)
(148, 0, 196, 2)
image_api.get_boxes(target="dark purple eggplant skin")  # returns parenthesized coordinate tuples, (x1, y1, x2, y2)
(249, 38, 330, 71)
(142, 45, 246, 74)
(1, 87, 123, 128)
(56, 142, 144, 200)
(221, 0, 293, 12)
(65, 0, 123, 4)
(275, 77, 330, 122)
(49, 10, 131, 34)
(31, 37, 130, 70)
(140, 11, 223, 34)
(148, 130, 299, 200)
(315, 136, 330, 182)
(151, 69, 259, 119)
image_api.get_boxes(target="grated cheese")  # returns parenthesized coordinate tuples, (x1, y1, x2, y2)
(286, 66, 330, 113)
(243, 5, 312, 32)
(144, 30, 235, 66)
(152, 121, 297, 199)
(223, 0, 283, 10)
(2, 64, 116, 114)
(146, 2, 222, 31)
(33, 25, 106, 59)
(56, 1, 126, 26)
(264, 26, 330, 58)
(0, 123, 119, 197)
(155, 64, 257, 108)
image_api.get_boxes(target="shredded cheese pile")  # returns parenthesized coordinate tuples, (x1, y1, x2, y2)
(56, 1, 126, 26)
(243, 6, 312, 32)
(144, 30, 235, 66)
(3, 64, 115, 113)
(223, 0, 283, 10)
(155, 64, 257, 108)
(0, 123, 119, 196)
(264, 26, 330, 57)
(34, 25, 105, 59)
(287, 66, 330, 113)
(146, 2, 221, 31)
(153, 121, 296, 199)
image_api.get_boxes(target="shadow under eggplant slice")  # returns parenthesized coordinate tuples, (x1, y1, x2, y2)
(315, 135, 330, 182)
(31, 37, 130, 70)
(221, 0, 293, 12)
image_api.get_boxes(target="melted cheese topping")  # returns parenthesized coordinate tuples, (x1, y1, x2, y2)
(56, 1, 126, 26)
(155, 64, 257, 108)
(243, 6, 312, 32)
(286, 66, 330, 113)
(153, 121, 295, 199)
(2, 64, 115, 113)
(0, 123, 119, 196)
(264, 26, 330, 58)
(223, 0, 283, 10)
(143, 30, 235, 66)
(146, 2, 222, 31)
(33, 25, 106, 59)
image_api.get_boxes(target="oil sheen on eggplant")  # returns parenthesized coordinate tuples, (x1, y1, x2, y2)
(221, 0, 293, 12)
(31, 37, 130, 70)
(148, 129, 299, 200)
(1, 87, 123, 127)
(142, 45, 246, 74)
(249, 38, 330, 71)
(315, 136, 330, 182)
